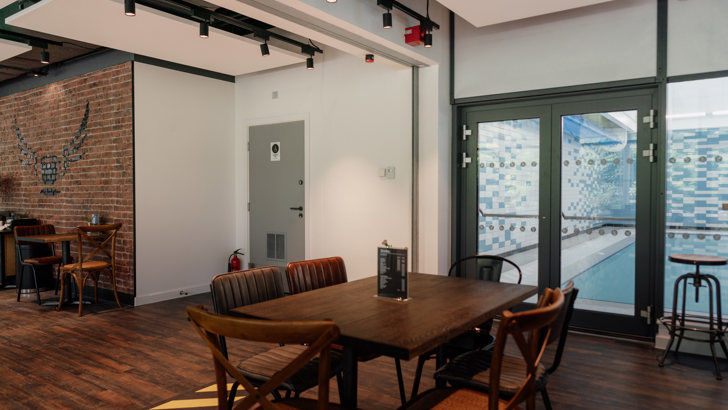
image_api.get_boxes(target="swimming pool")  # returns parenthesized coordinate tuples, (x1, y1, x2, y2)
(569, 239, 728, 315)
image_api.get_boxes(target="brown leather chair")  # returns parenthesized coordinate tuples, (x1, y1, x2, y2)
(210, 267, 341, 407)
(285, 256, 347, 294)
(14, 224, 63, 305)
(187, 305, 341, 409)
(405, 288, 565, 410)
(59, 223, 122, 316)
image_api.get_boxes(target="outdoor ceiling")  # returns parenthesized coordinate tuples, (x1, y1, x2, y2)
(437, 0, 616, 27)
(6, 0, 304, 77)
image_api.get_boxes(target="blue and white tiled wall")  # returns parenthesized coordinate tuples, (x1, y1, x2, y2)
(666, 128, 728, 229)
(477, 114, 639, 255)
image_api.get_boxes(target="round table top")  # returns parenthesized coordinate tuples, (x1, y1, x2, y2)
(669, 254, 728, 266)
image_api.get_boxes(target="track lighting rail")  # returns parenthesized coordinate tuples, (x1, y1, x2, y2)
(134, 0, 322, 55)
(376, 0, 439, 30)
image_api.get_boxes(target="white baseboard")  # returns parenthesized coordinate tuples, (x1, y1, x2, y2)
(134, 283, 210, 306)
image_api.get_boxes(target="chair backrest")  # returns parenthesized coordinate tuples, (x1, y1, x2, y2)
(14, 223, 56, 244)
(14, 224, 56, 258)
(488, 287, 564, 410)
(187, 305, 339, 410)
(448, 254, 522, 284)
(210, 266, 285, 315)
(285, 256, 347, 294)
(75, 223, 121, 268)
(545, 281, 579, 374)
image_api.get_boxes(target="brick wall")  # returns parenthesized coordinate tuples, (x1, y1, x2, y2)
(0, 62, 134, 297)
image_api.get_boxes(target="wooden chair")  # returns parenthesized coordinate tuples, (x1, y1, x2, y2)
(433, 281, 579, 410)
(405, 287, 565, 410)
(409, 254, 524, 399)
(58, 223, 122, 316)
(187, 305, 340, 410)
(14, 224, 63, 305)
(210, 267, 341, 407)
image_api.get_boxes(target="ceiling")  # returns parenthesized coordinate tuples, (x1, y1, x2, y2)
(0, 0, 617, 86)
(438, 0, 616, 28)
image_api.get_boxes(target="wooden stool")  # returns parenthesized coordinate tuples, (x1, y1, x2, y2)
(658, 254, 728, 379)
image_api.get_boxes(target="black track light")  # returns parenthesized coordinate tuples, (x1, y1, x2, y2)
(199, 21, 209, 38)
(306, 57, 314, 69)
(383, 11, 392, 29)
(260, 41, 270, 56)
(40, 49, 49, 64)
(424, 32, 432, 48)
(365, 54, 374, 63)
(124, 0, 135, 16)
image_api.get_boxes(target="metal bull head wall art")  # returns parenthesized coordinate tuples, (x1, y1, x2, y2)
(15, 101, 90, 196)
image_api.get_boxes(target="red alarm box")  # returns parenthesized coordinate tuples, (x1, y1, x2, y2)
(404, 25, 424, 46)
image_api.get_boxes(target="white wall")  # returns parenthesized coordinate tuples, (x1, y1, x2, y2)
(134, 62, 236, 305)
(667, 0, 728, 76)
(235, 49, 412, 281)
(454, 0, 657, 98)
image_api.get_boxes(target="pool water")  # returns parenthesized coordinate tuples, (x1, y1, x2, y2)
(569, 240, 728, 315)
(570, 243, 634, 304)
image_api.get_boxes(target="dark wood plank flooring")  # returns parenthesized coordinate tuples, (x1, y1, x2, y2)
(2, 287, 728, 409)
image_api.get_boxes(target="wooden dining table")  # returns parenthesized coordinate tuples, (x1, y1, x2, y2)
(231, 272, 538, 408)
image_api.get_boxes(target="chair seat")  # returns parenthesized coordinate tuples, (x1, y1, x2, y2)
(23, 255, 62, 266)
(404, 387, 516, 410)
(62, 260, 111, 272)
(237, 344, 343, 393)
(434, 349, 547, 396)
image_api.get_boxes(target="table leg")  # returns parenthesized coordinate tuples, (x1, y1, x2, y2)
(341, 346, 358, 408)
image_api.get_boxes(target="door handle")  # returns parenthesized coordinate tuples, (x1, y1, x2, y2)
(290, 206, 303, 211)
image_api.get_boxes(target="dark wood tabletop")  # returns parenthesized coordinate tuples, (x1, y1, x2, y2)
(14, 232, 77, 244)
(232, 272, 537, 360)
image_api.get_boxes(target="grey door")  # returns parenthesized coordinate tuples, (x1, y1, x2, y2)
(249, 121, 305, 271)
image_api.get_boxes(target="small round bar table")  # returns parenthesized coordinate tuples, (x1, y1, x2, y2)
(658, 254, 728, 380)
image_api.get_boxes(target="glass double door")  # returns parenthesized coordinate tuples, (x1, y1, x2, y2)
(456, 91, 657, 338)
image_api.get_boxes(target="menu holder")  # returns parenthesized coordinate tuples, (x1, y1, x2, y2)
(377, 246, 408, 300)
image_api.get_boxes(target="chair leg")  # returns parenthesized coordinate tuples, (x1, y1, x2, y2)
(77, 274, 86, 316)
(111, 268, 122, 308)
(541, 387, 553, 410)
(55, 265, 61, 295)
(31, 266, 41, 305)
(227, 381, 240, 409)
(335, 370, 344, 405)
(394, 357, 407, 406)
(57, 272, 66, 311)
(16, 265, 24, 302)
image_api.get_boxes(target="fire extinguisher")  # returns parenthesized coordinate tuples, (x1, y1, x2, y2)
(228, 249, 243, 272)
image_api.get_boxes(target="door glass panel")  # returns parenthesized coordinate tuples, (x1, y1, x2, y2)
(665, 77, 728, 317)
(477, 119, 540, 285)
(560, 111, 638, 314)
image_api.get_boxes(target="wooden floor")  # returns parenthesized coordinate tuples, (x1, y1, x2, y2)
(2, 288, 728, 409)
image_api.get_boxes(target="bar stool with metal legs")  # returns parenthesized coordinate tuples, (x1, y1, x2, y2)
(658, 254, 728, 379)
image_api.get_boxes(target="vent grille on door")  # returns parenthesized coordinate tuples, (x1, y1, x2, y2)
(266, 233, 285, 260)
